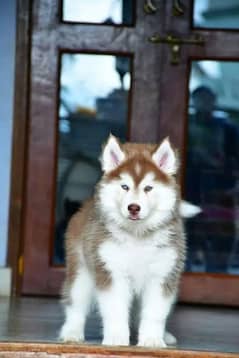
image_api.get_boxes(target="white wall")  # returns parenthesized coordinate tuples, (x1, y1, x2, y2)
(0, 1, 16, 266)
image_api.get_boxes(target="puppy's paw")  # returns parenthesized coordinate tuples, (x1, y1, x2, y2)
(59, 324, 84, 343)
(164, 331, 177, 346)
(138, 334, 167, 348)
(102, 332, 129, 346)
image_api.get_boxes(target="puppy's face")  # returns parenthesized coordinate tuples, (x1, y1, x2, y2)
(98, 136, 178, 229)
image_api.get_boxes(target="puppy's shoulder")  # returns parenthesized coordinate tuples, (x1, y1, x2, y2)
(66, 198, 94, 241)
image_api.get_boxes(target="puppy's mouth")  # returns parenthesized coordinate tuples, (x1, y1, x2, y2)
(128, 213, 141, 221)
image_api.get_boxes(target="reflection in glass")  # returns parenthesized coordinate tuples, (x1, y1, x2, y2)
(185, 61, 239, 274)
(193, 0, 239, 29)
(54, 53, 131, 264)
(63, 0, 133, 25)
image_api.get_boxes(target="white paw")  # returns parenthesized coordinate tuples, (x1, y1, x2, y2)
(102, 332, 129, 346)
(59, 324, 84, 343)
(164, 331, 177, 346)
(138, 335, 167, 348)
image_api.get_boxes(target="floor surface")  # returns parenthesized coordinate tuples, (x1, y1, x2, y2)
(0, 297, 239, 354)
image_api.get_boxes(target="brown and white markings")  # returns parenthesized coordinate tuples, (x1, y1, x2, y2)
(60, 135, 199, 347)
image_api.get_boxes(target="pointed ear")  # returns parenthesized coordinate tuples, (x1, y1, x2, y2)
(152, 138, 177, 175)
(101, 135, 125, 173)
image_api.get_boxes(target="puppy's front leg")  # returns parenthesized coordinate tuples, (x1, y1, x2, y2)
(138, 279, 175, 348)
(97, 278, 132, 346)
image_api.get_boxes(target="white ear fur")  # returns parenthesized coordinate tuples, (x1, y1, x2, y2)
(101, 135, 125, 173)
(180, 200, 202, 218)
(152, 138, 177, 175)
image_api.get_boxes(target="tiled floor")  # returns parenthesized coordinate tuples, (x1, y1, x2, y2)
(0, 297, 239, 353)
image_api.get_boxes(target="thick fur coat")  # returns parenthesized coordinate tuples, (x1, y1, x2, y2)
(60, 136, 194, 347)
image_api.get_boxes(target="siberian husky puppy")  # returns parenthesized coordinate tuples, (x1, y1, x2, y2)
(60, 135, 199, 347)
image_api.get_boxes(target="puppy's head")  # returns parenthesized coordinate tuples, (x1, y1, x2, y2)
(97, 135, 179, 232)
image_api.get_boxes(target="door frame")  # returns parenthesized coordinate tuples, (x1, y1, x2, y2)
(157, 0, 239, 305)
(13, 0, 166, 296)
(7, 0, 31, 296)
(8, 0, 239, 305)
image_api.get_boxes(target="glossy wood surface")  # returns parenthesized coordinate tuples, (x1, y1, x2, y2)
(0, 297, 239, 354)
(156, 0, 239, 305)
(180, 273, 239, 306)
(22, 0, 167, 295)
(7, 0, 31, 295)
(10, 0, 239, 304)
(0, 343, 238, 358)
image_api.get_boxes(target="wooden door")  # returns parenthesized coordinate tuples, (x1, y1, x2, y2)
(11, 0, 239, 305)
(156, 1, 239, 305)
(20, 0, 166, 295)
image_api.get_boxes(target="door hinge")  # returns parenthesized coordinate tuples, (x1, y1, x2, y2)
(18, 255, 24, 276)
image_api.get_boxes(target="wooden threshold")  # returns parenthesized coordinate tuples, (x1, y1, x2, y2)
(0, 342, 238, 358)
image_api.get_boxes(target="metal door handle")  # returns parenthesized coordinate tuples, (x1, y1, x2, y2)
(144, 0, 157, 14)
(144, 0, 185, 16)
(172, 0, 185, 16)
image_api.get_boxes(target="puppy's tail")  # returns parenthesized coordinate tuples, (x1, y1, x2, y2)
(180, 200, 202, 218)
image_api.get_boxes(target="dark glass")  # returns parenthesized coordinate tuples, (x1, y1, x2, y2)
(53, 53, 131, 264)
(185, 60, 239, 274)
(62, 0, 134, 25)
(193, 0, 239, 29)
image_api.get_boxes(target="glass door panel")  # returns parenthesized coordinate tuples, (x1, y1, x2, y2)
(62, 0, 134, 25)
(53, 53, 132, 265)
(185, 60, 239, 274)
(193, 0, 239, 29)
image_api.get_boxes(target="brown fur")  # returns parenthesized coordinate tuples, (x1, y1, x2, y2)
(62, 140, 184, 303)
(105, 140, 179, 185)
(63, 199, 112, 303)
(107, 153, 170, 186)
(162, 214, 186, 296)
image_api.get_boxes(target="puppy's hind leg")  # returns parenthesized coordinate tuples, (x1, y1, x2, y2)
(59, 267, 93, 343)
(164, 331, 177, 346)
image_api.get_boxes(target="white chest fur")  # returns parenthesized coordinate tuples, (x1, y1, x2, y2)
(99, 229, 177, 294)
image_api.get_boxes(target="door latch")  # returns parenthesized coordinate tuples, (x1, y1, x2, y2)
(149, 33, 205, 64)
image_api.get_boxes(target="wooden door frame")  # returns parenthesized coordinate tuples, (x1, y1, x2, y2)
(7, 0, 32, 296)
(7, 0, 239, 305)
(157, 0, 239, 306)
(16, 0, 165, 295)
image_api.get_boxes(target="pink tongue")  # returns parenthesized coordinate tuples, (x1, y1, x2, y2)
(130, 213, 139, 220)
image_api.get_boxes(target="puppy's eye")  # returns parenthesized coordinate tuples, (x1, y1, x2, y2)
(144, 185, 153, 193)
(121, 184, 129, 191)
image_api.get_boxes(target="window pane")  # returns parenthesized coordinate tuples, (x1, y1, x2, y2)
(185, 61, 239, 274)
(193, 0, 239, 29)
(53, 53, 132, 265)
(62, 0, 134, 25)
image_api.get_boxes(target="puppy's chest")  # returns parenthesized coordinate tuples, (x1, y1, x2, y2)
(99, 232, 177, 292)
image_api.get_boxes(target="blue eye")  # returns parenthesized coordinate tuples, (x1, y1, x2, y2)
(121, 184, 129, 191)
(144, 185, 153, 193)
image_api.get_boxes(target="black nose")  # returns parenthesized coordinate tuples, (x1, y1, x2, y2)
(128, 204, 141, 214)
